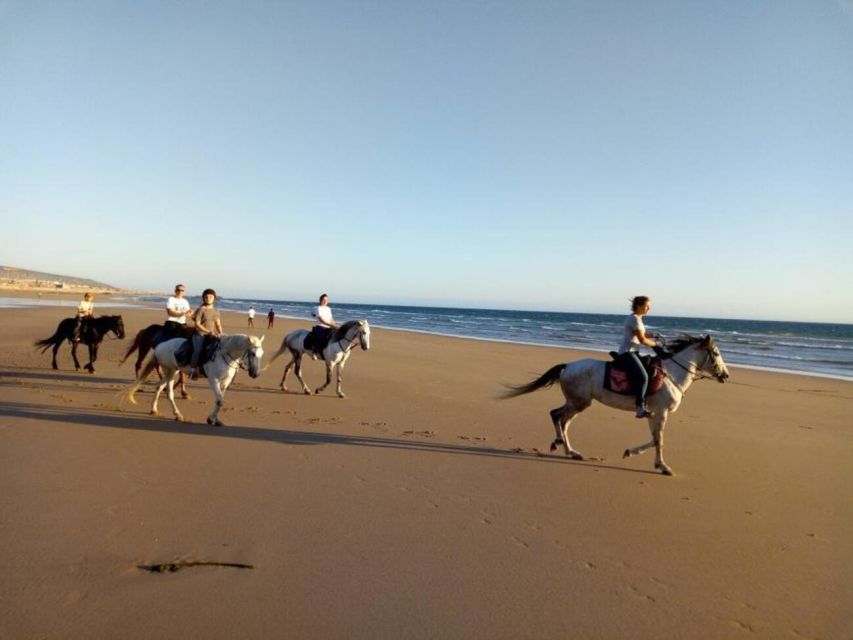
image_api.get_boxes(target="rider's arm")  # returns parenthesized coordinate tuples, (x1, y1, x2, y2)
(634, 329, 657, 348)
(214, 317, 223, 335)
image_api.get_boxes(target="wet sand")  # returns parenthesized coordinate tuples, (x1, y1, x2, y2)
(1, 302, 851, 638)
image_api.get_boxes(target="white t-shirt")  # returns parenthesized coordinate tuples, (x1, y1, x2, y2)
(77, 300, 93, 317)
(618, 314, 645, 354)
(166, 296, 191, 324)
(248, 308, 255, 318)
(313, 305, 334, 327)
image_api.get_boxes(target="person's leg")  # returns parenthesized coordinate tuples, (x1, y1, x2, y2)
(73, 316, 83, 342)
(190, 333, 202, 379)
(625, 352, 650, 417)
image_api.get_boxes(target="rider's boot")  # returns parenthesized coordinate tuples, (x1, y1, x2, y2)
(635, 404, 654, 419)
(190, 367, 199, 380)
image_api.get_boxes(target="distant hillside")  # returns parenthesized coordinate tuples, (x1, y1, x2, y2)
(0, 265, 120, 290)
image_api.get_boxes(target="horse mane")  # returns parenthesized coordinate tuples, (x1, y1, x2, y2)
(668, 334, 712, 353)
(332, 320, 360, 341)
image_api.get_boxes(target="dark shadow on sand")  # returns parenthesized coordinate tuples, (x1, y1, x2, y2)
(0, 400, 659, 476)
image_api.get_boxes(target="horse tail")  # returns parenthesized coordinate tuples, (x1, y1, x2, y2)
(120, 329, 146, 365)
(34, 331, 61, 352)
(127, 357, 159, 405)
(264, 334, 292, 369)
(499, 364, 566, 399)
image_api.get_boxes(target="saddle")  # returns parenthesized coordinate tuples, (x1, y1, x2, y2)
(304, 327, 332, 357)
(604, 352, 666, 396)
(174, 335, 220, 376)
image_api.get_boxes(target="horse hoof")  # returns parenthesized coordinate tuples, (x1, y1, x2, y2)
(550, 442, 557, 452)
(175, 415, 185, 423)
(207, 417, 214, 425)
(660, 467, 674, 477)
(150, 410, 159, 417)
(181, 393, 191, 400)
(623, 449, 631, 459)
(337, 393, 346, 399)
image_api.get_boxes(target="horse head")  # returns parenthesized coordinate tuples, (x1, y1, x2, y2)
(700, 335, 729, 383)
(356, 320, 370, 351)
(113, 315, 126, 339)
(245, 335, 265, 378)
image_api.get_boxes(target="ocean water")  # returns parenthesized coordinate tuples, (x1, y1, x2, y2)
(123, 297, 851, 381)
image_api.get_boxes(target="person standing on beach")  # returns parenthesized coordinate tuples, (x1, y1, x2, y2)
(617, 295, 659, 418)
(73, 292, 94, 342)
(189, 288, 223, 379)
(267, 308, 275, 329)
(247, 306, 255, 328)
(309, 294, 338, 359)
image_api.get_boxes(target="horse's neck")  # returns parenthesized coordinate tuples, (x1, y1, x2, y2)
(219, 335, 246, 357)
(663, 346, 701, 393)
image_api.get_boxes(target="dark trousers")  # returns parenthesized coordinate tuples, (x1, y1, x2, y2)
(190, 333, 203, 369)
(621, 351, 649, 408)
(153, 321, 185, 347)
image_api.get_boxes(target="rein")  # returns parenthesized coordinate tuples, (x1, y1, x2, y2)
(663, 349, 715, 395)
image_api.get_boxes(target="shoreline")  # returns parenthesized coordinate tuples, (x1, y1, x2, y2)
(4, 293, 850, 383)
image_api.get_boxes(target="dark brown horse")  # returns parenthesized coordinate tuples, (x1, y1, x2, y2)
(121, 323, 193, 397)
(35, 315, 126, 372)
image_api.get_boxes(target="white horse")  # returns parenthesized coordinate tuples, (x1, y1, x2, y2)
(267, 320, 370, 398)
(126, 334, 265, 426)
(501, 335, 730, 476)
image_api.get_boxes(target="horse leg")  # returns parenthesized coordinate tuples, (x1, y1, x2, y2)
(151, 370, 175, 418)
(279, 353, 296, 392)
(651, 413, 672, 476)
(314, 360, 332, 395)
(51, 342, 61, 370)
(206, 378, 225, 427)
(549, 404, 584, 460)
(165, 373, 185, 422)
(292, 354, 311, 395)
(85, 343, 97, 373)
(623, 412, 673, 476)
(178, 372, 190, 399)
(71, 341, 82, 371)
(335, 361, 348, 398)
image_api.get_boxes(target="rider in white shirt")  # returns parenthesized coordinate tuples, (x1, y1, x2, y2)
(73, 292, 94, 342)
(618, 295, 659, 418)
(153, 284, 192, 346)
(309, 294, 338, 359)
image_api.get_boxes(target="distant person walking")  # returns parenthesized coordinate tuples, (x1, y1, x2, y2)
(617, 295, 659, 418)
(247, 306, 255, 328)
(73, 292, 94, 342)
(190, 288, 223, 379)
(267, 308, 275, 329)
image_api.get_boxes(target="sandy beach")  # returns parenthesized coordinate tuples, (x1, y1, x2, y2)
(1, 300, 850, 639)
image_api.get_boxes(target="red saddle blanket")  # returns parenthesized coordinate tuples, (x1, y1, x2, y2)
(604, 360, 667, 396)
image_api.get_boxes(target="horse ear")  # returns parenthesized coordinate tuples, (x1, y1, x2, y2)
(702, 334, 711, 345)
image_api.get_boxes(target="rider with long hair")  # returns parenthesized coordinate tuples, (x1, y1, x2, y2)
(189, 288, 223, 379)
(73, 292, 94, 343)
(618, 295, 659, 418)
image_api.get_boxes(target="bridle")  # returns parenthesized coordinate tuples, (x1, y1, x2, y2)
(221, 342, 259, 371)
(663, 344, 720, 394)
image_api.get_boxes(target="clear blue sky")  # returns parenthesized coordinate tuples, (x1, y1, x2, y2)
(1, 1, 851, 322)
